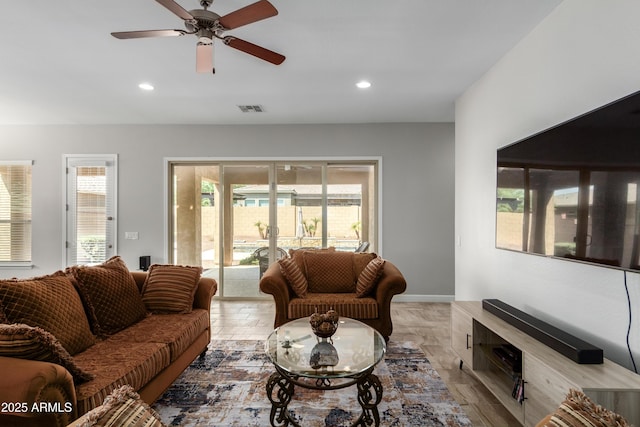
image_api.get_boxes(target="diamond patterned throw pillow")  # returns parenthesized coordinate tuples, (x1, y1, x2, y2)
(288, 247, 337, 275)
(68, 256, 148, 336)
(304, 251, 356, 293)
(0, 271, 95, 355)
(353, 252, 377, 277)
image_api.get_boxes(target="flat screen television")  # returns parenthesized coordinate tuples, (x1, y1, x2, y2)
(496, 90, 640, 270)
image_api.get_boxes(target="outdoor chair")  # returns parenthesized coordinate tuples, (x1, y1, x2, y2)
(354, 241, 370, 252)
(253, 246, 288, 278)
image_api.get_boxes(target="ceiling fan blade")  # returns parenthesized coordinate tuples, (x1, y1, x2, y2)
(224, 37, 285, 65)
(156, 0, 194, 20)
(196, 41, 215, 74)
(218, 0, 278, 30)
(111, 29, 186, 39)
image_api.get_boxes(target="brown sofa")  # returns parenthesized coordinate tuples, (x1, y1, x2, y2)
(0, 257, 217, 427)
(259, 249, 406, 340)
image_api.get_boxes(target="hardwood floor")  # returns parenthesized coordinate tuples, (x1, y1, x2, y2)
(210, 300, 520, 427)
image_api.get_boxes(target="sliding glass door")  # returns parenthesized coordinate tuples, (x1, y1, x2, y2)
(275, 162, 376, 252)
(326, 163, 376, 251)
(220, 164, 270, 297)
(168, 160, 378, 298)
(170, 163, 220, 270)
(275, 163, 324, 251)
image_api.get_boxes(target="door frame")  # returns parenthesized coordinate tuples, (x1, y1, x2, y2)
(63, 154, 118, 267)
(164, 156, 383, 297)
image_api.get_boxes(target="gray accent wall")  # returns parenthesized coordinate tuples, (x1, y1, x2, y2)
(0, 123, 454, 300)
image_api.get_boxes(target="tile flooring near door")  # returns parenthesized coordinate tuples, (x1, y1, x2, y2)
(210, 300, 519, 427)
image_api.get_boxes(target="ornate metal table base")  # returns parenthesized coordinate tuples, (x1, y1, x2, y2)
(266, 372, 299, 427)
(266, 368, 383, 427)
(354, 373, 383, 426)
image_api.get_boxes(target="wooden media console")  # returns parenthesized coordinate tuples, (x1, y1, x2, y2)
(451, 300, 640, 426)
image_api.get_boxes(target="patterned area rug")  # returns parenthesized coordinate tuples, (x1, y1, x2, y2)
(153, 340, 472, 426)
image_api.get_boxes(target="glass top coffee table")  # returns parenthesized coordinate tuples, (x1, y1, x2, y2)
(265, 317, 386, 427)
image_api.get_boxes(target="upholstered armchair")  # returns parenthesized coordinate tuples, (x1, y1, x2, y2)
(259, 250, 406, 341)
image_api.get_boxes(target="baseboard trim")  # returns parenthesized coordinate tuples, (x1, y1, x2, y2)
(393, 294, 454, 303)
(210, 295, 455, 303)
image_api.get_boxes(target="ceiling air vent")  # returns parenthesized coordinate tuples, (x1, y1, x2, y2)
(238, 105, 264, 113)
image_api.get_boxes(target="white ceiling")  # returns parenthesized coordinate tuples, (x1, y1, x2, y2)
(0, 0, 561, 125)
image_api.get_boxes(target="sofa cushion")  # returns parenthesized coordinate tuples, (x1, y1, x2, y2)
(106, 309, 210, 362)
(542, 389, 630, 427)
(304, 251, 356, 293)
(356, 256, 385, 297)
(278, 257, 308, 298)
(0, 271, 95, 355)
(72, 384, 166, 427)
(352, 252, 377, 277)
(141, 264, 202, 314)
(289, 247, 336, 274)
(73, 340, 171, 416)
(68, 256, 148, 336)
(0, 323, 93, 383)
(288, 293, 378, 320)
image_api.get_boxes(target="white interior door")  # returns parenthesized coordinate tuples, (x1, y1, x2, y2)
(65, 155, 117, 266)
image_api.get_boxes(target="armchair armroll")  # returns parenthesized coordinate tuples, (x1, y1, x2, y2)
(0, 356, 77, 427)
(192, 277, 217, 311)
(259, 264, 293, 329)
(373, 261, 407, 338)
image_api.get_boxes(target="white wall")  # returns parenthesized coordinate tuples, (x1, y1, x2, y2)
(455, 0, 640, 369)
(0, 123, 454, 300)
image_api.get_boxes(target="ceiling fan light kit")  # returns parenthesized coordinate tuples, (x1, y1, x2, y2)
(111, 0, 285, 74)
(196, 39, 214, 73)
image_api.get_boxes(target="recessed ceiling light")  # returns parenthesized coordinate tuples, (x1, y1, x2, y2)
(356, 80, 371, 89)
(138, 82, 154, 91)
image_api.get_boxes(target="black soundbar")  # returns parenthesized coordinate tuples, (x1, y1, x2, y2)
(482, 299, 603, 364)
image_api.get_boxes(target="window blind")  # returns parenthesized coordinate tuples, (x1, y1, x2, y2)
(0, 161, 32, 266)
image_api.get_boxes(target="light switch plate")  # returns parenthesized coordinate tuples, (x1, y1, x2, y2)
(125, 232, 139, 240)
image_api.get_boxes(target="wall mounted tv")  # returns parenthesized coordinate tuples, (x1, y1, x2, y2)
(496, 90, 640, 271)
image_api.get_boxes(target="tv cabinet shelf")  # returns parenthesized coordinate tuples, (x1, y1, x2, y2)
(479, 343, 520, 379)
(451, 301, 640, 427)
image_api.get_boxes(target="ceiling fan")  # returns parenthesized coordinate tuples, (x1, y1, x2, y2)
(111, 0, 285, 74)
